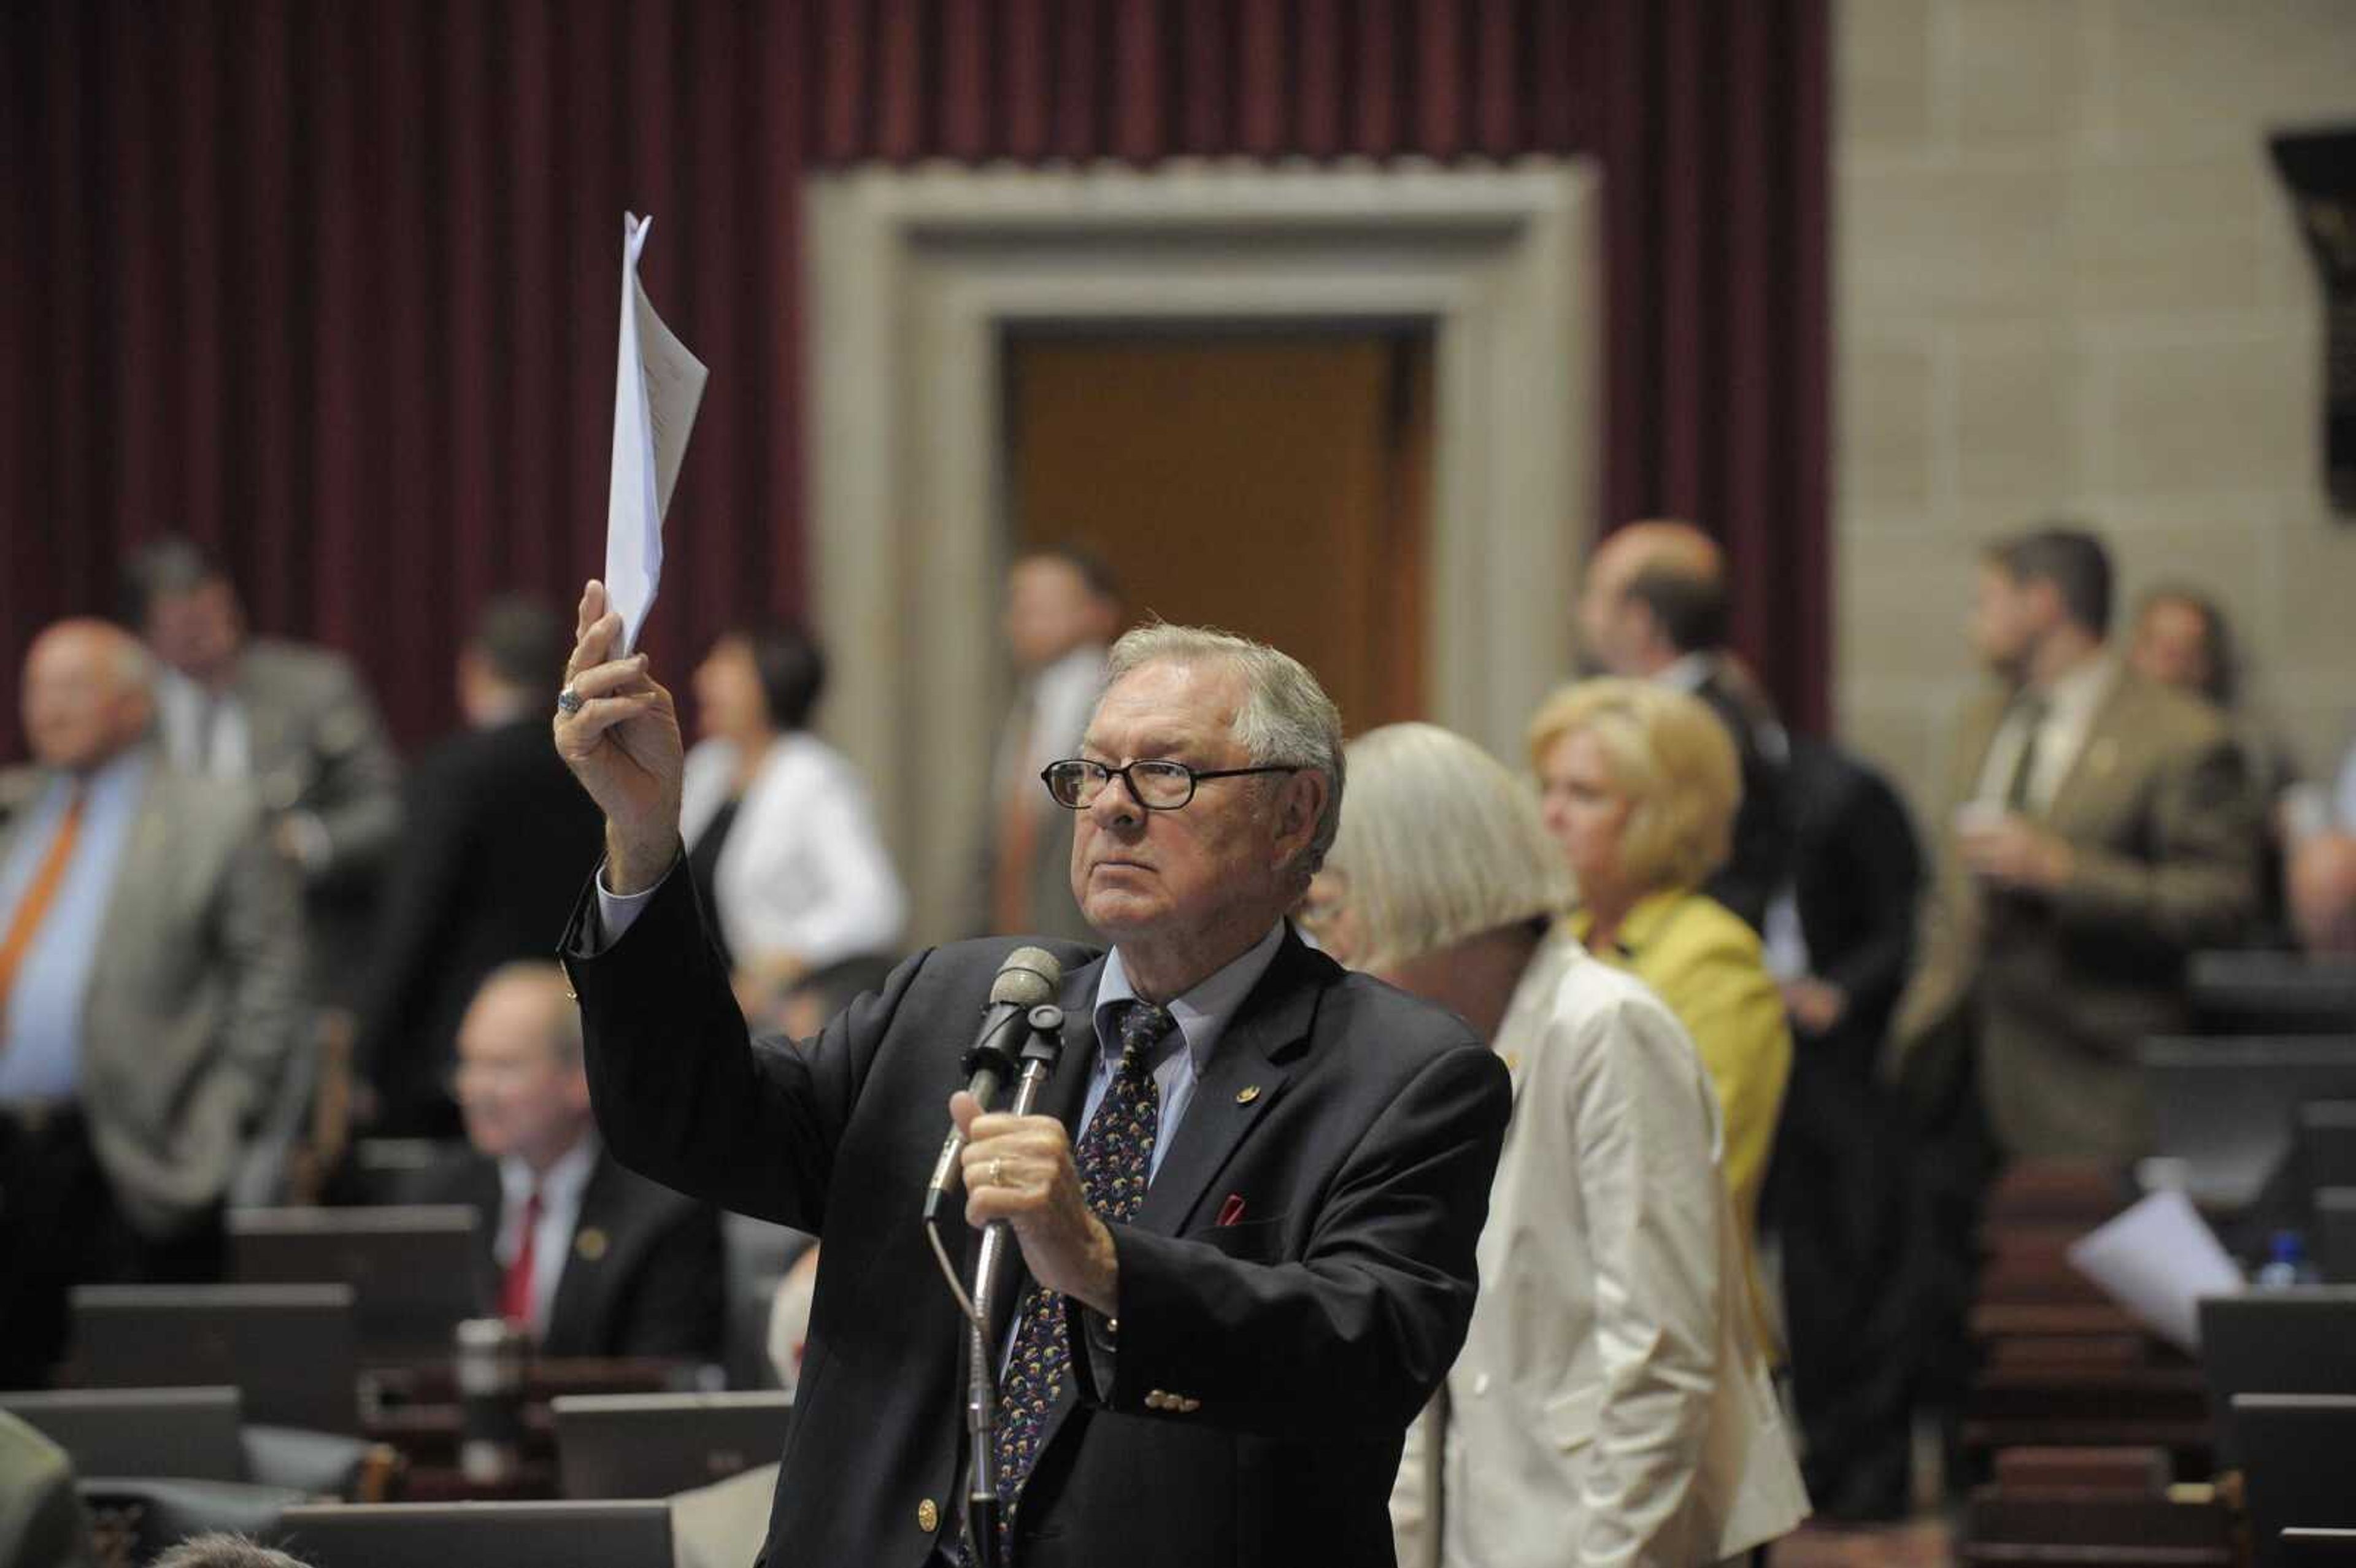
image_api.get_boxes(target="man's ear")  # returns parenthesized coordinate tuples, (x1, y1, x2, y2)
(2025, 576, 2068, 631)
(1273, 769, 1329, 863)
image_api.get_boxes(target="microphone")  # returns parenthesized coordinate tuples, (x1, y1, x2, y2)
(920, 946, 1063, 1223)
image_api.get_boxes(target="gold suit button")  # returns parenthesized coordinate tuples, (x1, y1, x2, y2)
(917, 1499, 939, 1533)
(1144, 1389, 1169, 1410)
(1179, 1397, 1201, 1413)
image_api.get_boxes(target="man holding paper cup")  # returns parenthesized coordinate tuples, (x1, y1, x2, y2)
(1895, 525, 2262, 1163)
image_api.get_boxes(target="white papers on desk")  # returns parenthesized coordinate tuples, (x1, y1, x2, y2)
(605, 212, 709, 656)
(2066, 1188, 2245, 1352)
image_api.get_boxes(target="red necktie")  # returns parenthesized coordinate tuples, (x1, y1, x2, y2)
(499, 1185, 545, 1328)
(0, 787, 88, 1027)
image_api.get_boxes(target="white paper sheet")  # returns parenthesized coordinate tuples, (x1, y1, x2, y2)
(2066, 1188, 2246, 1352)
(605, 213, 709, 656)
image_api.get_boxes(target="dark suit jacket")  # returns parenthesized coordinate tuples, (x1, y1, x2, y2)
(1784, 734, 1923, 1077)
(408, 1147, 725, 1360)
(1692, 666, 1790, 934)
(357, 718, 606, 1133)
(565, 864, 1511, 1568)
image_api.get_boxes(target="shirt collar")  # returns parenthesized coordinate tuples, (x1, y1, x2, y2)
(1563, 887, 1688, 959)
(51, 744, 156, 810)
(1657, 651, 1714, 693)
(2033, 650, 2117, 728)
(501, 1128, 601, 1210)
(1093, 920, 1286, 1074)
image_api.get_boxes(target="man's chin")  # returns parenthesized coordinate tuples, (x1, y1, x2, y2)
(1078, 892, 1162, 940)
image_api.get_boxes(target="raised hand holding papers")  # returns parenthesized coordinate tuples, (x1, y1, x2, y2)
(605, 213, 709, 655)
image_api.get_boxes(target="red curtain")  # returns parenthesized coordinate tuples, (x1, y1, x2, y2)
(0, 0, 1827, 758)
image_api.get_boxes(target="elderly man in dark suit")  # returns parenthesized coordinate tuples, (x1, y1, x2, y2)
(408, 962, 722, 1359)
(553, 583, 1511, 1568)
(0, 620, 301, 1389)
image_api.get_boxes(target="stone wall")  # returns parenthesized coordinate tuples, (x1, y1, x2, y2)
(1835, 0, 2356, 816)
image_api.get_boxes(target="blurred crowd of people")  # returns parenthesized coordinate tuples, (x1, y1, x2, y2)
(3, 515, 2351, 1559)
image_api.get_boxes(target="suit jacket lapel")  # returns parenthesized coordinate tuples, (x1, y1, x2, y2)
(545, 1155, 618, 1354)
(465, 1158, 504, 1316)
(1133, 931, 1315, 1237)
(2042, 672, 2130, 829)
(234, 659, 292, 775)
(1954, 688, 2010, 805)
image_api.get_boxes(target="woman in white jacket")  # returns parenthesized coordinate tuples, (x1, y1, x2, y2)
(680, 623, 907, 1020)
(1301, 723, 1807, 1568)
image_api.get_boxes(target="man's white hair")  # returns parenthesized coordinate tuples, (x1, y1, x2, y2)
(1101, 623, 1345, 883)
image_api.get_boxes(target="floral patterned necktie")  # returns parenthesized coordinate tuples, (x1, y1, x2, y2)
(982, 999, 1172, 1561)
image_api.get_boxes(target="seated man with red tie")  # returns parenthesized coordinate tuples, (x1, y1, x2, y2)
(408, 963, 723, 1359)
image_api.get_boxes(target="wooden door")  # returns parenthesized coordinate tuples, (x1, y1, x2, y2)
(1004, 331, 1431, 735)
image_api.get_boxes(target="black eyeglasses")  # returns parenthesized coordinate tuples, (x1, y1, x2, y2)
(1041, 757, 1301, 812)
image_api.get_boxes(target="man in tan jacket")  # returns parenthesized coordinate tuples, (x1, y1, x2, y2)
(1898, 527, 2260, 1163)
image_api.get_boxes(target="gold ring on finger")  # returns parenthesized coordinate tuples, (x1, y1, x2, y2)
(992, 1158, 1006, 1188)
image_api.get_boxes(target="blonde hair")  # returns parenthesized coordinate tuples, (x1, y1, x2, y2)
(1525, 678, 1741, 894)
(1322, 723, 1570, 973)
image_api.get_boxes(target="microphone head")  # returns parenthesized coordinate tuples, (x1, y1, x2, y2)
(989, 946, 1063, 1007)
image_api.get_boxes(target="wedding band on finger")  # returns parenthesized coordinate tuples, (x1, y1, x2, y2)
(556, 686, 585, 716)
(991, 1158, 1007, 1188)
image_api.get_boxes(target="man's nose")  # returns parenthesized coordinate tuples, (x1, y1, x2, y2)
(1088, 775, 1145, 830)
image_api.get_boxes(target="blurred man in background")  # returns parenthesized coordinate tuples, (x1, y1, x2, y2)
(121, 537, 399, 1012)
(979, 545, 1122, 942)
(0, 620, 300, 1388)
(357, 596, 604, 1136)
(1576, 520, 1788, 932)
(409, 963, 723, 1359)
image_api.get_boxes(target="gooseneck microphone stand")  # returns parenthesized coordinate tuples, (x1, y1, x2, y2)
(927, 1005, 1064, 1568)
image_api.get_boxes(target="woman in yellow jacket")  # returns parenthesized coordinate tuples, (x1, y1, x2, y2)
(1529, 677, 1793, 1351)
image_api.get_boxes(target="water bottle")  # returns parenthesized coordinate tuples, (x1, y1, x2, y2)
(2254, 1229, 2322, 1288)
(455, 1316, 529, 1484)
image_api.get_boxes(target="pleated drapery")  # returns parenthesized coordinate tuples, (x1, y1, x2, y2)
(0, 0, 1828, 756)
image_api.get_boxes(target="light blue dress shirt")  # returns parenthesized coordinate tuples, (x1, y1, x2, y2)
(591, 862, 1287, 1178)
(1081, 922, 1285, 1182)
(0, 750, 152, 1102)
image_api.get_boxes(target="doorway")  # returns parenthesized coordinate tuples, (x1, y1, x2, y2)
(1003, 328, 1433, 735)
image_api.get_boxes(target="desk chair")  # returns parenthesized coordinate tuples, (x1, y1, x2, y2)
(2235, 1394, 2356, 1568)
(70, 1284, 360, 1435)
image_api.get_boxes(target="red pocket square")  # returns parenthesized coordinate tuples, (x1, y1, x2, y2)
(1215, 1193, 1247, 1227)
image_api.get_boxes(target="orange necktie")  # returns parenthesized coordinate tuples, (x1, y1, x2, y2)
(0, 788, 87, 1024)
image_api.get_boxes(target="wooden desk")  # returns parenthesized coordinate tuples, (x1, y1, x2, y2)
(359, 1357, 691, 1502)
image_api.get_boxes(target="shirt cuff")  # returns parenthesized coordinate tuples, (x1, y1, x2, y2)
(589, 859, 667, 948)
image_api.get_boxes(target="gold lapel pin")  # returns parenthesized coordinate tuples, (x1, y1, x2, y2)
(1236, 1085, 1261, 1105)
(574, 1227, 609, 1262)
